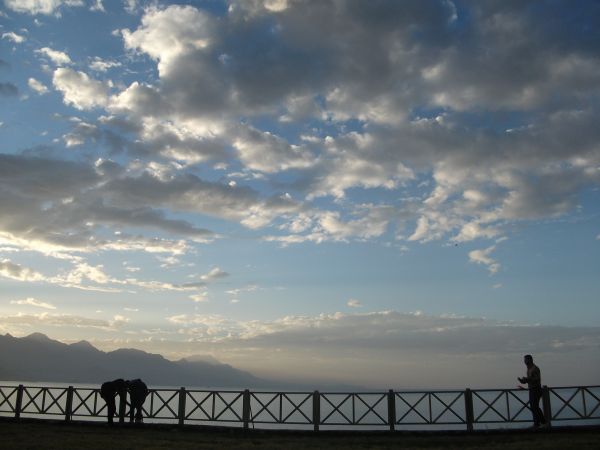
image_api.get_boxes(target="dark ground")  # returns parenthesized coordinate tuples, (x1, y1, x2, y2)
(1, 419, 599, 449)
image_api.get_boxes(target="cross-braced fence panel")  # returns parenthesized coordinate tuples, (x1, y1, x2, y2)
(320, 393, 388, 426)
(184, 390, 243, 423)
(19, 386, 68, 417)
(394, 391, 466, 426)
(0, 386, 18, 414)
(142, 389, 179, 421)
(471, 389, 531, 424)
(550, 386, 600, 422)
(71, 388, 106, 419)
(249, 392, 313, 425)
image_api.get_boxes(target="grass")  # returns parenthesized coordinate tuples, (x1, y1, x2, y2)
(1, 420, 599, 449)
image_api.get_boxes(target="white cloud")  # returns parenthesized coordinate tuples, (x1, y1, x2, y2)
(35, 47, 72, 65)
(28, 77, 49, 94)
(10, 297, 56, 310)
(121, 5, 215, 77)
(0, 259, 46, 282)
(4, 0, 84, 15)
(347, 299, 362, 308)
(89, 57, 121, 72)
(2, 32, 26, 43)
(90, 0, 104, 12)
(469, 246, 500, 274)
(232, 125, 316, 173)
(200, 267, 229, 282)
(189, 292, 209, 303)
(52, 68, 110, 109)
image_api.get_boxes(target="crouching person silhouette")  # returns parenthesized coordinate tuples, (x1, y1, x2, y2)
(100, 379, 127, 424)
(126, 379, 149, 423)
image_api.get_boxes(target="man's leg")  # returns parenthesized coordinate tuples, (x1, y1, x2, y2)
(106, 399, 115, 424)
(529, 389, 542, 427)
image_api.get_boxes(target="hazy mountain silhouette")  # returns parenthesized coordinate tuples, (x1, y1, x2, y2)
(0, 333, 268, 387)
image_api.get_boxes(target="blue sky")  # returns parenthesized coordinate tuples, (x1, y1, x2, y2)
(1, 0, 599, 388)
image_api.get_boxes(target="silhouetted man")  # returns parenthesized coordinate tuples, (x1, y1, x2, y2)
(100, 378, 127, 424)
(518, 354, 546, 428)
(126, 379, 149, 423)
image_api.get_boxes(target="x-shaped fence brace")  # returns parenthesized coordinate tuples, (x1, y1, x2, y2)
(72, 389, 104, 416)
(185, 391, 215, 421)
(428, 392, 465, 424)
(395, 393, 430, 424)
(320, 394, 353, 424)
(249, 393, 313, 424)
(21, 388, 67, 415)
(353, 394, 387, 425)
(184, 391, 243, 422)
(0, 387, 17, 412)
(551, 387, 600, 420)
(472, 390, 529, 423)
(320, 393, 387, 425)
(143, 390, 178, 419)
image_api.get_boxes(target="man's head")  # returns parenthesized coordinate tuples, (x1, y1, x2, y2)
(524, 354, 534, 367)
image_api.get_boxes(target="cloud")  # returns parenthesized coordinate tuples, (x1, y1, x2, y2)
(4, 0, 84, 16)
(52, 68, 110, 109)
(35, 47, 72, 65)
(89, 57, 121, 72)
(469, 246, 500, 274)
(347, 299, 362, 308)
(0, 312, 120, 331)
(0, 259, 46, 282)
(156, 309, 600, 387)
(28, 77, 49, 94)
(10, 297, 56, 310)
(200, 267, 229, 282)
(2, 32, 26, 43)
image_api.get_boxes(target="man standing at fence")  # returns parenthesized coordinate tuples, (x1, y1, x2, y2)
(100, 379, 127, 424)
(518, 354, 547, 428)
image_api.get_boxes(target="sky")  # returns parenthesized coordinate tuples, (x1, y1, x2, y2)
(1, 0, 599, 389)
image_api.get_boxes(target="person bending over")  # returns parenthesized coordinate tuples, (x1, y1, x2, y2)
(126, 378, 149, 423)
(100, 379, 127, 424)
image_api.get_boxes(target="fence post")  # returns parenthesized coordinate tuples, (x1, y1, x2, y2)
(65, 386, 74, 422)
(542, 385, 552, 427)
(178, 387, 186, 427)
(15, 384, 24, 420)
(387, 389, 396, 431)
(313, 391, 320, 432)
(464, 388, 474, 432)
(242, 389, 251, 430)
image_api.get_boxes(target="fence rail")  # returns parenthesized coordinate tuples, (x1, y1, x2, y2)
(1, 384, 599, 431)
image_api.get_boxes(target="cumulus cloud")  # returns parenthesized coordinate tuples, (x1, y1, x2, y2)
(2, 32, 26, 43)
(469, 246, 500, 274)
(35, 47, 72, 65)
(4, 0, 84, 16)
(53, 68, 110, 109)
(28, 77, 49, 94)
(0, 259, 46, 282)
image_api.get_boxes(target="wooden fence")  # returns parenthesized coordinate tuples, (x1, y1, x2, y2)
(1, 384, 598, 431)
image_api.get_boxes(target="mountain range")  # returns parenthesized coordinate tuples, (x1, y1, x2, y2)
(0, 333, 269, 388)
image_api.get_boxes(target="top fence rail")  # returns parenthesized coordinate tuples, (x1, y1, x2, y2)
(1, 384, 598, 431)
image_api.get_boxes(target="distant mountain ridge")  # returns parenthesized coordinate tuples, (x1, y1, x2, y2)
(0, 333, 268, 387)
